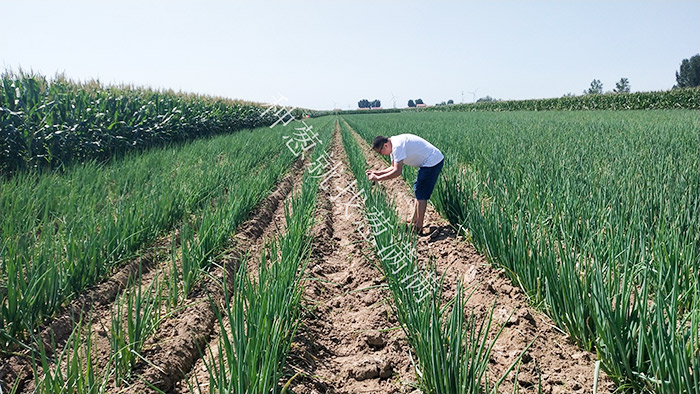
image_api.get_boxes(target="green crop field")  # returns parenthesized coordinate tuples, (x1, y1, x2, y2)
(1, 71, 699, 394)
(3, 1, 699, 391)
(0, 78, 335, 391)
(345, 110, 700, 393)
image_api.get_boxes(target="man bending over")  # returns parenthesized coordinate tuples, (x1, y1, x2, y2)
(366, 134, 444, 234)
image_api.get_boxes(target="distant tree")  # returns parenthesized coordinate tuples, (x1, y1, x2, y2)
(437, 101, 447, 106)
(476, 96, 497, 102)
(447, 99, 454, 104)
(358, 99, 370, 108)
(408, 99, 416, 107)
(613, 78, 631, 93)
(585, 79, 603, 95)
(674, 54, 700, 88)
(415, 98, 424, 105)
(562, 92, 576, 97)
(371, 99, 381, 108)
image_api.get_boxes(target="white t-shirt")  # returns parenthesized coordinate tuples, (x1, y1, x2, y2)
(390, 134, 444, 168)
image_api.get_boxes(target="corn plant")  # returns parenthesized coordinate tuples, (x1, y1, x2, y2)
(0, 70, 308, 175)
(425, 88, 700, 112)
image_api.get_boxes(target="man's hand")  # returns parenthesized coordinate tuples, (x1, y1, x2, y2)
(365, 170, 375, 176)
(368, 173, 379, 182)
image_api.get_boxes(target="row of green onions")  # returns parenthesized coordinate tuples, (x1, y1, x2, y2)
(339, 118, 526, 394)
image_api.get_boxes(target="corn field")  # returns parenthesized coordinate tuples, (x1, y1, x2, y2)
(426, 88, 700, 111)
(0, 71, 296, 175)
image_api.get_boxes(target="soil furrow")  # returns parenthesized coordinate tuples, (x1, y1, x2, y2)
(287, 121, 414, 394)
(342, 117, 615, 394)
(171, 159, 308, 394)
(124, 160, 303, 394)
(0, 234, 172, 393)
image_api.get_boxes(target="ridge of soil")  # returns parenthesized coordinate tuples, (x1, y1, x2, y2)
(286, 121, 415, 394)
(342, 118, 615, 394)
(0, 234, 172, 393)
(4, 159, 303, 394)
(171, 158, 308, 393)
(125, 159, 303, 394)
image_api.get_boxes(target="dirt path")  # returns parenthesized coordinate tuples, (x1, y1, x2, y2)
(286, 121, 415, 394)
(342, 117, 615, 394)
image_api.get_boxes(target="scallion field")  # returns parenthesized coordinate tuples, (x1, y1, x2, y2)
(1, 72, 699, 394)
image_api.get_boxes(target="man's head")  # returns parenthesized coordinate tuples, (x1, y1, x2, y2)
(372, 136, 391, 155)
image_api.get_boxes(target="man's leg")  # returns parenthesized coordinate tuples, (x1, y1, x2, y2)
(410, 199, 418, 226)
(414, 199, 428, 230)
(413, 159, 443, 232)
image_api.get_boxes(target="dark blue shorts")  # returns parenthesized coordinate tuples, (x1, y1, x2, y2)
(413, 159, 444, 200)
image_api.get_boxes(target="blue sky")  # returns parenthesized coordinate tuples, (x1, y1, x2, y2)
(1, 1, 698, 110)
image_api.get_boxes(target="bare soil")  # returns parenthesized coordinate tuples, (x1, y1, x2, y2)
(286, 121, 415, 394)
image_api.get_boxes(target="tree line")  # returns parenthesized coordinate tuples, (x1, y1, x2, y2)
(584, 54, 699, 95)
(358, 99, 381, 108)
(358, 54, 699, 109)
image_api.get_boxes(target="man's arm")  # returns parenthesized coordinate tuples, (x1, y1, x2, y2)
(372, 165, 395, 176)
(370, 160, 403, 181)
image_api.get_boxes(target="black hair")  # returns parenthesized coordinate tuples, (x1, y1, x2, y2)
(372, 136, 389, 151)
